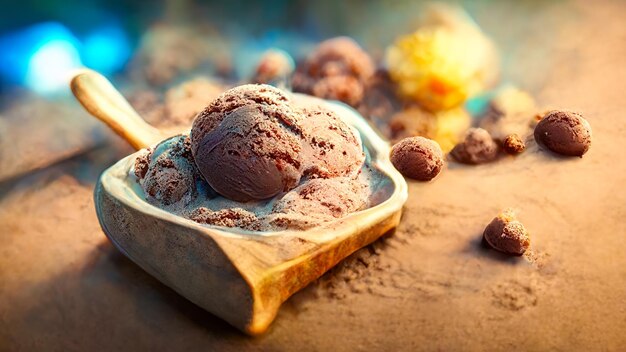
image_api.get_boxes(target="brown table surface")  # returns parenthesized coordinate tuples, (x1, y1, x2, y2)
(2, 1, 626, 351)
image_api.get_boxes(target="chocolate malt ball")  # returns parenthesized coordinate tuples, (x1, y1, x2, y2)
(483, 209, 530, 256)
(534, 110, 592, 157)
(292, 37, 375, 107)
(450, 128, 498, 164)
(390, 137, 444, 181)
(253, 49, 295, 85)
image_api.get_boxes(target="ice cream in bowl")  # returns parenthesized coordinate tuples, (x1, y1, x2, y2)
(71, 69, 407, 335)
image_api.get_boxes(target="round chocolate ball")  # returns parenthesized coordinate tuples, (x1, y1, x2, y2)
(450, 128, 499, 164)
(483, 210, 530, 256)
(390, 137, 444, 181)
(534, 110, 592, 157)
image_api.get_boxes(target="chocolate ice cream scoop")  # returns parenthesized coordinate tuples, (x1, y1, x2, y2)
(266, 177, 370, 230)
(134, 135, 201, 205)
(191, 85, 305, 202)
(292, 37, 375, 107)
(390, 137, 444, 181)
(450, 128, 499, 164)
(194, 104, 304, 202)
(534, 110, 592, 157)
(190, 84, 302, 152)
(300, 106, 365, 178)
(483, 209, 530, 256)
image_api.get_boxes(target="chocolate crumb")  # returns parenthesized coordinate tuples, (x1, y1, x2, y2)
(502, 134, 526, 155)
(134, 149, 152, 179)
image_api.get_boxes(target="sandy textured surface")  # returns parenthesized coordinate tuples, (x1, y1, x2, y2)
(1, 1, 626, 350)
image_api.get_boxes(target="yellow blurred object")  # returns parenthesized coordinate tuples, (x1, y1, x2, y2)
(385, 4, 499, 112)
(433, 107, 471, 152)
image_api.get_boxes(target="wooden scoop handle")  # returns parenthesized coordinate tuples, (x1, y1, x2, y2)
(70, 69, 165, 150)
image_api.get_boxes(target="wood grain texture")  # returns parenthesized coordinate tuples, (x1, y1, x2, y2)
(71, 70, 167, 150)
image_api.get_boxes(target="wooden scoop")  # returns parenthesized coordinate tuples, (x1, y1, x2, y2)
(71, 69, 408, 335)
(70, 69, 168, 149)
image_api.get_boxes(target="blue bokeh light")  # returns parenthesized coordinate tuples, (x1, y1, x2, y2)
(82, 24, 131, 75)
(26, 38, 83, 94)
(0, 21, 131, 94)
(0, 22, 83, 94)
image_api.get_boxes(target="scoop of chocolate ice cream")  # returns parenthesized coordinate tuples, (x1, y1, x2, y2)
(292, 37, 375, 107)
(193, 104, 304, 202)
(191, 85, 304, 202)
(450, 128, 499, 164)
(483, 209, 530, 256)
(300, 105, 365, 179)
(134, 135, 201, 206)
(534, 110, 592, 157)
(390, 137, 444, 181)
(266, 177, 369, 230)
(191, 84, 301, 149)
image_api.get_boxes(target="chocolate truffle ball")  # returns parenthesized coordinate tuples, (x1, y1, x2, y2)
(191, 85, 304, 202)
(450, 128, 498, 164)
(483, 209, 530, 256)
(534, 110, 592, 157)
(390, 137, 444, 181)
(253, 49, 295, 85)
(292, 37, 375, 107)
(502, 134, 526, 155)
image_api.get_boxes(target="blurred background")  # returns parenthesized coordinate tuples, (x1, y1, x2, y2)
(0, 0, 571, 181)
